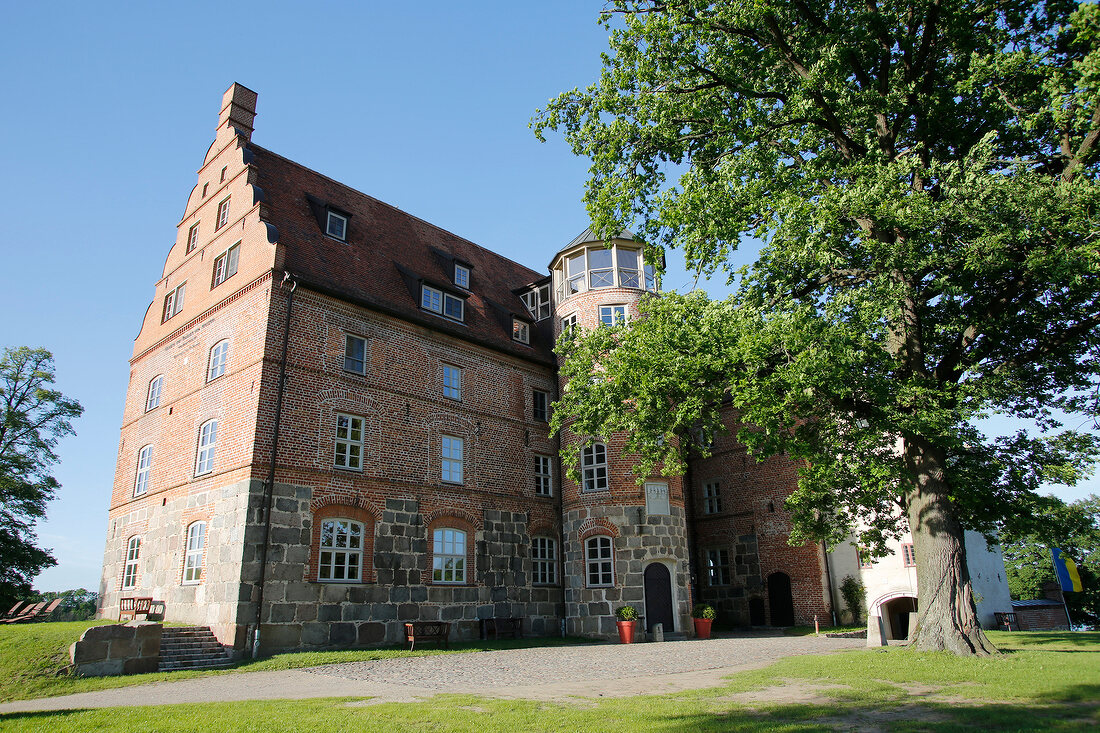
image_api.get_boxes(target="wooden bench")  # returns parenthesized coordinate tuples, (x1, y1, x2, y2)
(404, 621, 451, 651)
(119, 597, 153, 622)
(480, 617, 523, 640)
(994, 612, 1018, 631)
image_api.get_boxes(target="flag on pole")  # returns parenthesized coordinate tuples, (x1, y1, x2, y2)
(1052, 547, 1083, 592)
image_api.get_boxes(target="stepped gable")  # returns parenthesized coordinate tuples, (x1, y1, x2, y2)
(249, 145, 555, 363)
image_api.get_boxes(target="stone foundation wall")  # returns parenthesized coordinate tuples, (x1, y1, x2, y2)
(70, 622, 161, 676)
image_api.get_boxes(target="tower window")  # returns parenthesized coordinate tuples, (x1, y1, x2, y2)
(582, 442, 608, 492)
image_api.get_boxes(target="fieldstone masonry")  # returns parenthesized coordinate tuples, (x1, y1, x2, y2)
(70, 622, 161, 677)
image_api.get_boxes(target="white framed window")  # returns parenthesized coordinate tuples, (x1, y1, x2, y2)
(903, 543, 916, 568)
(554, 244, 657, 302)
(211, 242, 240, 287)
(521, 284, 552, 321)
(442, 365, 461, 400)
(122, 536, 141, 589)
(318, 518, 363, 581)
(207, 340, 229, 381)
(326, 210, 348, 240)
(215, 197, 231, 230)
(585, 535, 613, 586)
(644, 482, 670, 515)
(560, 313, 578, 334)
(344, 334, 366, 374)
(421, 285, 465, 322)
(162, 282, 186, 322)
(334, 413, 364, 470)
(441, 435, 463, 483)
(532, 537, 557, 584)
(703, 482, 722, 514)
(183, 521, 206, 583)
(599, 304, 628, 326)
(513, 319, 530, 344)
(454, 263, 470, 289)
(707, 548, 731, 586)
(186, 222, 200, 253)
(195, 420, 217, 476)
(220, 166, 227, 183)
(432, 527, 466, 583)
(534, 454, 553, 496)
(146, 375, 163, 411)
(582, 442, 608, 492)
(134, 445, 152, 496)
(533, 389, 550, 422)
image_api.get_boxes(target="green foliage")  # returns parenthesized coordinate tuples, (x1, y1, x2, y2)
(616, 605, 639, 621)
(535, 0, 1100, 625)
(692, 603, 717, 619)
(0, 347, 83, 610)
(839, 575, 866, 624)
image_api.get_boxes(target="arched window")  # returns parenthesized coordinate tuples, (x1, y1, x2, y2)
(585, 535, 614, 587)
(195, 420, 217, 475)
(122, 536, 141, 589)
(318, 518, 365, 582)
(532, 536, 557, 585)
(183, 521, 206, 583)
(582, 442, 608, 492)
(146, 375, 164, 411)
(207, 340, 230, 381)
(134, 445, 152, 496)
(432, 527, 467, 583)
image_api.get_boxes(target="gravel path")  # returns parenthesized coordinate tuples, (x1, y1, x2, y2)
(0, 634, 864, 713)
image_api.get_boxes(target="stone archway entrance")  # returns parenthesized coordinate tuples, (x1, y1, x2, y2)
(768, 572, 795, 626)
(643, 562, 675, 633)
(881, 596, 918, 640)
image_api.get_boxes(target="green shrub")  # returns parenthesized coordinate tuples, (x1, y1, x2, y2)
(840, 575, 866, 624)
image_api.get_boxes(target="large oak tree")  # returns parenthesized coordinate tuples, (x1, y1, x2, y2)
(535, 0, 1100, 654)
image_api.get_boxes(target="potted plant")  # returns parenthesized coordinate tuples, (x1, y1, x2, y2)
(615, 605, 639, 643)
(692, 603, 716, 639)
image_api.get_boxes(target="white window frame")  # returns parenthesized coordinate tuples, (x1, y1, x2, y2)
(207, 340, 229, 382)
(195, 420, 217, 476)
(122, 536, 141, 589)
(182, 521, 206, 583)
(325, 210, 348, 240)
(582, 442, 608, 492)
(703, 481, 722, 514)
(134, 445, 152, 496)
(211, 242, 240, 287)
(215, 197, 231, 230)
(599, 304, 628, 327)
(585, 535, 614, 587)
(532, 536, 557, 585)
(334, 413, 364, 470)
(318, 518, 364, 582)
(513, 319, 530, 344)
(454, 263, 470, 289)
(421, 285, 465, 322)
(706, 548, 731, 586)
(442, 365, 461, 400)
(533, 389, 550, 422)
(534, 454, 553, 496)
(163, 282, 186, 322)
(903, 543, 916, 567)
(560, 313, 577, 335)
(441, 435, 463, 484)
(186, 222, 200, 253)
(432, 527, 466, 583)
(343, 334, 367, 374)
(521, 284, 551, 321)
(146, 375, 163, 411)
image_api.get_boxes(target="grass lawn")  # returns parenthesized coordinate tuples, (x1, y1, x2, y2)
(1, 626, 1097, 731)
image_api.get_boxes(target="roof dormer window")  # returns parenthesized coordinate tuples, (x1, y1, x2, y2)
(454, 263, 470, 289)
(421, 284, 465, 322)
(521, 284, 551, 321)
(513, 318, 530, 344)
(326, 211, 347, 241)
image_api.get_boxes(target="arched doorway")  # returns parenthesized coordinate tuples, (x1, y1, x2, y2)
(881, 596, 918, 640)
(643, 562, 675, 633)
(767, 572, 795, 626)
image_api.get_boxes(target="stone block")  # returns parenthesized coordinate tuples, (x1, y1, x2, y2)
(390, 586, 410, 603)
(441, 605, 463, 621)
(70, 640, 108, 664)
(302, 622, 328, 646)
(330, 623, 356, 646)
(269, 604, 296, 623)
(108, 638, 139, 658)
(371, 604, 397, 621)
(358, 622, 386, 645)
(398, 603, 419, 620)
(411, 586, 428, 602)
(322, 584, 348, 602)
(75, 660, 124, 677)
(318, 604, 342, 622)
(342, 603, 370, 621)
(122, 657, 159, 675)
(259, 623, 302, 651)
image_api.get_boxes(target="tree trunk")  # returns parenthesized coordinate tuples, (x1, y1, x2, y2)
(903, 437, 998, 655)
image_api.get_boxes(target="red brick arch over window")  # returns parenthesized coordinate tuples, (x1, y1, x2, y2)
(426, 515, 476, 585)
(308, 504, 376, 583)
(578, 517, 620, 541)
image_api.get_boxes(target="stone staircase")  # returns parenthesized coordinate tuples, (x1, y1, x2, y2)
(158, 626, 235, 671)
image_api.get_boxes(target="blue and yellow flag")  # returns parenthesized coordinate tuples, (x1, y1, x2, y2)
(1052, 547, 1083, 592)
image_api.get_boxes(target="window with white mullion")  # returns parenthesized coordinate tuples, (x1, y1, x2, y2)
(334, 413, 364, 470)
(432, 528, 466, 583)
(706, 548, 731, 586)
(318, 519, 363, 581)
(122, 536, 141, 589)
(441, 435, 463, 483)
(442, 365, 461, 400)
(586, 535, 613, 586)
(183, 521, 206, 583)
(343, 334, 366, 374)
(211, 242, 240, 287)
(532, 537, 557, 584)
(703, 482, 722, 514)
(195, 420, 217, 476)
(134, 445, 152, 496)
(146, 375, 163, 411)
(207, 340, 229, 381)
(582, 442, 608, 492)
(534, 455, 553, 496)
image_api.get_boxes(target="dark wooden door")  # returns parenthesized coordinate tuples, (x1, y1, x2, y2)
(643, 563, 675, 633)
(768, 572, 795, 626)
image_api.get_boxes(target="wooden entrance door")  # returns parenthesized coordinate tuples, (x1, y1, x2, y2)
(643, 563, 675, 633)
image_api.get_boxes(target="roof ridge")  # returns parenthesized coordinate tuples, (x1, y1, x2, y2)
(248, 143, 546, 283)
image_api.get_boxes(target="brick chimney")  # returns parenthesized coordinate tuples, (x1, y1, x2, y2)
(218, 83, 258, 142)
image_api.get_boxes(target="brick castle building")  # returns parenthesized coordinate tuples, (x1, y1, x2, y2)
(100, 83, 860, 653)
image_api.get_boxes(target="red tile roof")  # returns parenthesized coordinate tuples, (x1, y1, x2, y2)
(249, 145, 556, 364)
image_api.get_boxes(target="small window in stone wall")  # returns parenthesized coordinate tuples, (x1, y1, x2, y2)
(706, 548, 731, 586)
(318, 519, 363, 582)
(585, 535, 613, 587)
(433, 527, 466, 583)
(532, 537, 557, 584)
(644, 482, 670, 515)
(582, 442, 608, 492)
(122, 536, 141, 589)
(182, 521, 206, 583)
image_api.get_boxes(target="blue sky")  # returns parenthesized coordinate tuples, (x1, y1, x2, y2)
(1, 1, 1094, 593)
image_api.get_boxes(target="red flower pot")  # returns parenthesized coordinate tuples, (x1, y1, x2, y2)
(616, 620, 637, 643)
(693, 617, 713, 639)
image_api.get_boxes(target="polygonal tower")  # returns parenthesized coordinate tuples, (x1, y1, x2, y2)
(550, 229, 692, 639)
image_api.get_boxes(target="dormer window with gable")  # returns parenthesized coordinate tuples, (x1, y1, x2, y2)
(513, 318, 530, 344)
(521, 284, 551, 321)
(325, 210, 347, 241)
(421, 284, 465, 322)
(454, 263, 470, 289)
